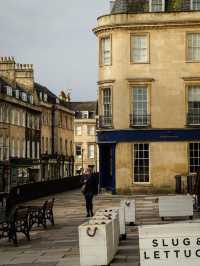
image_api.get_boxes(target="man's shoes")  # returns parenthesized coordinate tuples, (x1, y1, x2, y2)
(86, 213, 90, 217)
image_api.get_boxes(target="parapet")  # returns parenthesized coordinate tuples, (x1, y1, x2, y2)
(0, 56, 15, 63)
(15, 63, 33, 70)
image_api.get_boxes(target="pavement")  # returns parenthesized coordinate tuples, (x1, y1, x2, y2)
(0, 190, 199, 266)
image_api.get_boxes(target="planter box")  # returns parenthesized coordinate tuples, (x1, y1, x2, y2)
(120, 199, 136, 224)
(79, 220, 113, 266)
(93, 213, 120, 255)
(139, 222, 200, 266)
(159, 195, 193, 220)
(97, 207, 126, 239)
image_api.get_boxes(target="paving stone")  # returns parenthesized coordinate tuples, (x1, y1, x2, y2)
(0, 190, 199, 266)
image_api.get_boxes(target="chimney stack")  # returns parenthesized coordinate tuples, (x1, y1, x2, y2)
(15, 63, 34, 92)
(110, 1, 115, 11)
(0, 57, 15, 81)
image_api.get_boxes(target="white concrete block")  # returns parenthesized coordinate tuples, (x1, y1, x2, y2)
(120, 199, 136, 224)
(159, 195, 193, 219)
(139, 222, 200, 266)
(92, 213, 119, 255)
(79, 220, 113, 266)
(97, 207, 126, 238)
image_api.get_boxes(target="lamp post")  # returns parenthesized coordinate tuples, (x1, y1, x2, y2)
(81, 148, 84, 175)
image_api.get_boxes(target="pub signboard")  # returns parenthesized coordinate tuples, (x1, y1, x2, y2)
(139, 223, 200, 265)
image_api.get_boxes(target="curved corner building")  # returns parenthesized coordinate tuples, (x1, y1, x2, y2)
(93, 0, 200, 193)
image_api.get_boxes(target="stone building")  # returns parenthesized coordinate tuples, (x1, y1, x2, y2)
(94, 0, 200, 193)
(67, 101, 98, 174)
(36, 85, 74, 181)
(0, 57, 75, 192)
(0, 57, 41, 191)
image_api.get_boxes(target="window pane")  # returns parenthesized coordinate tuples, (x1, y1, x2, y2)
(189, 143, 200, 173)
(101, 37, 111, 66)
(132, 35, 148, 63)
(192, 0, 200, 10)
(133, 144, 149, 183)
(188, 86, 200, 125)
(187, 33, 200, 61)
(151, 0, 163, 12)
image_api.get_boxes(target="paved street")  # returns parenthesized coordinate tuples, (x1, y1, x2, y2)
(0, 190, 199, 266)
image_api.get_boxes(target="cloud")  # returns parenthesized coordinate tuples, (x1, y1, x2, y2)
(0, 0, 109, 101)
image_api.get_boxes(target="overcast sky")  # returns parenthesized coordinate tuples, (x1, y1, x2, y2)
(0, 0, 109, 101)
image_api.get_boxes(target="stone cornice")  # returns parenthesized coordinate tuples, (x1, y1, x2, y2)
(127, 78, 155, 83)
(97, 79, 115, 85)
(93, 21, 200, 35)
(182, 77, 200, 82)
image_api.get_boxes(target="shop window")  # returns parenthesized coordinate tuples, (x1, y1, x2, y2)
(133, 143, 150, 183)
(189, 142, 200, 173)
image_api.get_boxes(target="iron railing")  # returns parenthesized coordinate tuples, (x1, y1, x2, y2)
(130, 114, 151, 127)
(187, 113, 200, 126)
(97, 116, 113, 129)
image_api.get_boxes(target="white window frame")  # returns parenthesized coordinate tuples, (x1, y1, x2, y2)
(75, 144, 82, 159)
(187, 32, 200, 62)
(191, 0, 200, 10)
(100, 36, 111, 66)
(29, 94, 33, 104)
(15, 90, 19, 99)
(22, 92, 27, 102)
(88, 125, 95, 136)
(133, 143, 150, 184)
(88, 144, 95, 159)
(149, 0, 165, 12)
(189, 142, 200, 173)
(75, 125, 82, 136)
(132, 86, 149, 126)
(131, 33, 149, 64)
(6, 86, 12, 96)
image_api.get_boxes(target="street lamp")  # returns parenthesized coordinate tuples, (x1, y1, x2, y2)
(81, 148, 84, 175)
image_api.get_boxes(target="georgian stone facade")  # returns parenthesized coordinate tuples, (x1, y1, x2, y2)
(94, 0, 200, 193)
(0, 57, 74, 192)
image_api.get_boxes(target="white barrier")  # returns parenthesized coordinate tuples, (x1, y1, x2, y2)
(97, 207, 126, 239)
(94, 212, 120, 254)
(159, 195, 193, 220)
(139, 223, 200, 266)
(120, 199, 136, 225)
(79, 220, 113, 266)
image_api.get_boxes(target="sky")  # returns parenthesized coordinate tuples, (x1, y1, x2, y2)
(0, 0, 110, 101)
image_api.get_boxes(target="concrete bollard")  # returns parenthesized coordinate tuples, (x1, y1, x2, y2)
(159, 195, 194, 221)
(97, 207, 126, 240)
(79, 220, 114, 266)
(93, 212, 120, 255)
(120, 199, 136, 225)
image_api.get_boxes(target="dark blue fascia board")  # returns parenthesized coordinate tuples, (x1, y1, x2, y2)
(97, 129, 200, 143)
